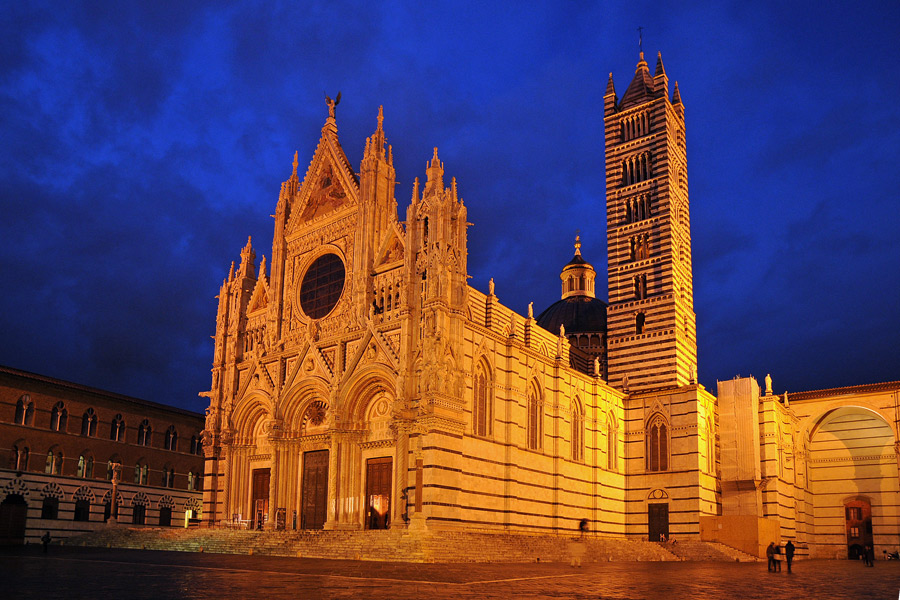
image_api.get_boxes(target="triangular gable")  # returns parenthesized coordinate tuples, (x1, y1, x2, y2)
(247, 276, 269, 314)
(374, 223, 405, 269)
(287, 127, 359, 234)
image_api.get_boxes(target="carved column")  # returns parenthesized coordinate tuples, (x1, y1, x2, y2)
(324, 433, 341, 529)
(392, 422, 411, 528)
(267, 443, 280, 529)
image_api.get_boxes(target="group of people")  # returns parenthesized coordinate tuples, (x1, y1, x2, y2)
(766, 541, 795, 573)
(861, 544, 876, 566)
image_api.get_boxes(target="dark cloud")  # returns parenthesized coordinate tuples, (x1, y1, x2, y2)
(1, 1, 898, 411)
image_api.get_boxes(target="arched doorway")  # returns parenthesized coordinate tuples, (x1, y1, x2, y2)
(808, 406, 899, 558)
(0, 494, 28, 545)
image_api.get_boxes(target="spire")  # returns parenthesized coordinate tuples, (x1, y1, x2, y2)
(238, 236, 256, 278)
(654, 51, 665, 77)
(672, 81, 682, 105)
(291, 151, 298, 178)
(605, 72, 616, 97)
(619, 50, 655, 110)
(411, 176, 420, 203)
(258, 255, 267, 280)
(574, 233, 582, 256)
(424, 147, 444, 194)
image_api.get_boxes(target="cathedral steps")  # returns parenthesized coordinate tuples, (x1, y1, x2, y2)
(660, 539, 760, 562)
(64, 526, 705, 563)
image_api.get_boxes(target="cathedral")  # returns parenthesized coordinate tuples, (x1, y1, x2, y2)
(199, 51, 900, 559)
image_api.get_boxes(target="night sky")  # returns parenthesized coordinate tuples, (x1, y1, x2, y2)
(2, 1, 898, 413)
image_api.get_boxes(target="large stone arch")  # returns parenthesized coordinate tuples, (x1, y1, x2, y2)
(339, 365, 397, 427)
(802, 404, 900, 558)
(230, 392, 273, 446)
(281, 377, 331, 434)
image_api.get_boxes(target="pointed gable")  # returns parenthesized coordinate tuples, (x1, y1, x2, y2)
(374, 225, 405, 269)
(287, 118, 360, 234)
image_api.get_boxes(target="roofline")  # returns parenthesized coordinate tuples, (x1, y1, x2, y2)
(788, 380, 900, 402)
(0, 364, 205, 419)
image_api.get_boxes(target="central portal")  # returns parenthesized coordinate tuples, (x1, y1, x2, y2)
(365, 457, 392, 530)
(301, 450, 329, 529)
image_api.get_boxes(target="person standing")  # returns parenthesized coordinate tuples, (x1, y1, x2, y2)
(41, 531, 51, 554)
(784, 540, 795, 573)
(766, 542, 776, 572)
(866, 544, 876, 567)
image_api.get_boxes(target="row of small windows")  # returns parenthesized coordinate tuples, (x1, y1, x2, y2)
(13, 397, 201, 454)
(629, 234, 650, 261)
(38, 496, 198, 526)
(621, 153, 652, 187)
(625, 195, 652, 223)
(7, 445, 201, 490)
(634, 274, 648, 300)
(564, 274, 592, 294)
(620, 111, 650, 142)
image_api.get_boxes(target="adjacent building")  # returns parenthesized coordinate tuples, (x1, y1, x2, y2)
(0, 365, 205, 544)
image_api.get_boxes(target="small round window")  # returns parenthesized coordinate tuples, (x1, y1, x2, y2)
(299, 254, 345, 319)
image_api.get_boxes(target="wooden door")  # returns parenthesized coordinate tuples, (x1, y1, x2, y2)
(301, 450, 328, 530)
(251, 468, 270, 530)
(648, 503, 669, 542)
(0, 494, 28, 545)
(365, 457, 392, 530)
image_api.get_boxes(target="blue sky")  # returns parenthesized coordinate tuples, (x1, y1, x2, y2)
(2, 1, 898, 412)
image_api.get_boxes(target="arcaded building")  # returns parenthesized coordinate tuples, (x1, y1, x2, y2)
(200, 51, 899, 559)
(0, 365, 205, 544)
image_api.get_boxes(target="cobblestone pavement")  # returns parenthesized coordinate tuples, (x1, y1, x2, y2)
(2, 546, 899, 600)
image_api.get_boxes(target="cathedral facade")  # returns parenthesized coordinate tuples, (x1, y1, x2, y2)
(200, 52, 899, 559)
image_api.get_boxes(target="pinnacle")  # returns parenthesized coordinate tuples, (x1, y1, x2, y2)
(655, 51, 665, 77)
(672, 81, 682, 105)
(605, 72, 616, 96)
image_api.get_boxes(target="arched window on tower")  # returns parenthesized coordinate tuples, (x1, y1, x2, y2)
(473, 361, 493, 438)
(51, 402, 67, 432)
(636, 312, 646, 335)
(646, 414, 669, 472)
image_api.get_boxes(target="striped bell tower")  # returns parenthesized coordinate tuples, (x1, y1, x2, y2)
(604, 51, 697, 392)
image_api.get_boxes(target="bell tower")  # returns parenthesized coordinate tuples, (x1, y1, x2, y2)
(604, 51, 697, 392)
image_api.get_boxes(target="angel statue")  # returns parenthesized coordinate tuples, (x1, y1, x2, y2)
(325, 91, 341, 119)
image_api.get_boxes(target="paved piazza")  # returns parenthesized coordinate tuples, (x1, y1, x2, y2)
(2, 546, 898, 599)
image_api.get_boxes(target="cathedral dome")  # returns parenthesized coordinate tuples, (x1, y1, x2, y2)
(536, 295, 608, 335)
(537, 235, 608, 335)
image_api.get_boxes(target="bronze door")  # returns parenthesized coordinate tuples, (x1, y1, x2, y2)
(366, 457, 393, 530)
(301, 450, 328, 529)
(251, 468, 270, 530)
(648, 503, 669, 542)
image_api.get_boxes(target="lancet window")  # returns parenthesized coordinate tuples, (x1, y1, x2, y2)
(527, 385, 543, 451)
(646, 414, 669, 472)
(110, 414, 125, 441)
(571, 399, 584, 462)
(473, 361, 493, 437)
